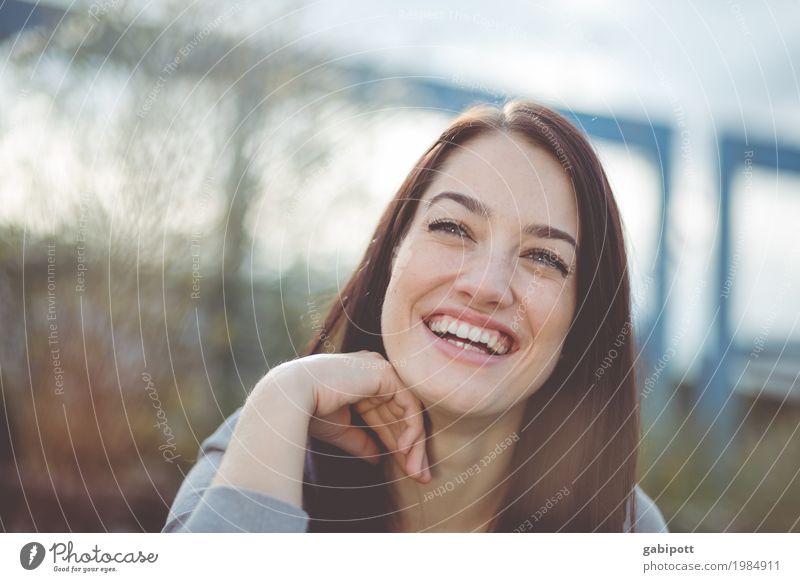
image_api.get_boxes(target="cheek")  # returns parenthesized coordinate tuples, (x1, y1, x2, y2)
(526, 282, 576, 345)
(381, 240, 454, 371)
(381, 243, 426, 344)
(385, 239, 444, 305)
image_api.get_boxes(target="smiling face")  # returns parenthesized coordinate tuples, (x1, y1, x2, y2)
(381, 131, 580, 418)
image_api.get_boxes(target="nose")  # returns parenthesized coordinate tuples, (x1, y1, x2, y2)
(452, 251, 515, 310)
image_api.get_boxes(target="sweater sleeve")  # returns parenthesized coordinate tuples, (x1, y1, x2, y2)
(163, 408, 668, 533)
(162, 407, 310, 533)
(626, 485, 669, 533)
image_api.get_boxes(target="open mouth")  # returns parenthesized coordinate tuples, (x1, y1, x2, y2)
(423, 314, 517, 356)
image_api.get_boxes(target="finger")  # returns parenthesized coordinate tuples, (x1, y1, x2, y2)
(364, 406, 394, 442)
(386, 397, 425, 479)
(375, 417, 412, 476)
(401, 407, 429, 482)
(394, 390, 425, 432)
(421, 449, 432, 482)
(397, 418, 423, 455)
(413, 448, 431, 483)
(386, 398, 407, 419)
(396, 398, 425, 453)
(361, 406, 413, 479)
(394, 392, 425, 454)
(405, 437, 428, 481)
(324, 426, 382, 464)
(362, 407, 399, 461)
(375, 404, 403, 448)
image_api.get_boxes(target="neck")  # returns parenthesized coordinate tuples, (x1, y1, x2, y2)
(385, 401, 526, 532)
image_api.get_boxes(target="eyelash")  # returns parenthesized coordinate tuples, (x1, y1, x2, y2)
(426, 218, 571, 276)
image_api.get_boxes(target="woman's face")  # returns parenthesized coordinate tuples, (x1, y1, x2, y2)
(381, 131, 580, 418)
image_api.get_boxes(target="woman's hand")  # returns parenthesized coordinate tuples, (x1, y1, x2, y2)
(272, 351, 431, 483)
(212, 351, 430, 509)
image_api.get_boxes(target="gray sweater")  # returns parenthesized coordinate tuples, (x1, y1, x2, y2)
(163, 407, 669, 533)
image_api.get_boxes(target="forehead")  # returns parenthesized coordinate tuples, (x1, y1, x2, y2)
(422, 132, 578, 239)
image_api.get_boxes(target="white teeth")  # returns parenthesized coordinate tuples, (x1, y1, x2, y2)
(425, 315, 513, 356)
(445, 338, 484, 353)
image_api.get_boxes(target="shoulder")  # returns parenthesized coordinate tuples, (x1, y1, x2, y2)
(201, 406, 244, 451)
(626, 485, 669, 532)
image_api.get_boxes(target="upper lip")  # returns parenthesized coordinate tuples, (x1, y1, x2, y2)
(422, 307, 521, 353)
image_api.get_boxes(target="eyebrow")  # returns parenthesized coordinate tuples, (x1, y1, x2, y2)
(426, 191, 578, 248)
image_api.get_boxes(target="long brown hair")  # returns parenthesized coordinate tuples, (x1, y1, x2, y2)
(300, 101, 639, 532)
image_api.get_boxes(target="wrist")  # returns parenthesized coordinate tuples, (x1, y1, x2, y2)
(212, 365, 314, 505)
(250, 364, 316, 418)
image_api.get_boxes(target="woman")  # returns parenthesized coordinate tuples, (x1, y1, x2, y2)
(163, 100, 668, 533)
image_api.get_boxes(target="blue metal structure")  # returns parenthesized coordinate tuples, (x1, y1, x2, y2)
(563, 112, 672, 370)
(705, 136, 800, 432)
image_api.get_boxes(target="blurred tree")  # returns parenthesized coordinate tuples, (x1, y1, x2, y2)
(0, 1, 367, 531)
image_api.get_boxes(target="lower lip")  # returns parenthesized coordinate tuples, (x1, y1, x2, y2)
(422, 321, 511, 366)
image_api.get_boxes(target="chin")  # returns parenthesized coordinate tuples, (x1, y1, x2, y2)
(408, 376, 509, 419)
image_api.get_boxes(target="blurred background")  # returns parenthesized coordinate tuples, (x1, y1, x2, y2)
(0, 0, 798, 532)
